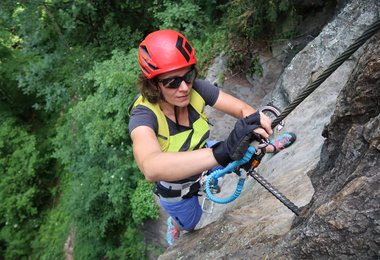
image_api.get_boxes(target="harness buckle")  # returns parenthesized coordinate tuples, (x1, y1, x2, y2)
(180, 185, 191, 198)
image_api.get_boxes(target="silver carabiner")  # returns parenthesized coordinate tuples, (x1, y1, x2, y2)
(260, 105, 285, 131)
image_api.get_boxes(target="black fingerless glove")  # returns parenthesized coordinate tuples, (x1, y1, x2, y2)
(212, 111, 261, 166)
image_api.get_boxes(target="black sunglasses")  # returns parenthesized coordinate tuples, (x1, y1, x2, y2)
(158, 68, 197, 89)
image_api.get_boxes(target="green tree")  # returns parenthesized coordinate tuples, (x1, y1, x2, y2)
(1, 0, 154, 112)
(151, 0, 208, 38)
(225, 0, 298, 39)
(53, 49, 158, 258)
(0, 111, 40, 258)
(0, 22, 35, 116)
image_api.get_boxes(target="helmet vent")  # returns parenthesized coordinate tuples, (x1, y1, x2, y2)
(140, 45, 150, 56)
(175, 36, 190, 62)
(185, 41, 192, 54)
(142, 57, 159, 71)
(140, 45, 159, 71)
(140, 64, 149, 75)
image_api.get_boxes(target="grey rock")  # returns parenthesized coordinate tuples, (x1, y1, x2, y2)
(269, 0, 379, 109)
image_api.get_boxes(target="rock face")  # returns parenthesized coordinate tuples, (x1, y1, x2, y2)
(270, 0, 379, 109)
(269, 30, 380, 260)
(157, 1, 379, 259)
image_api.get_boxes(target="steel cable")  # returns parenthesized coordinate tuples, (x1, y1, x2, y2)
(271, 19, 380, 128)
(249, 170, 300, 215)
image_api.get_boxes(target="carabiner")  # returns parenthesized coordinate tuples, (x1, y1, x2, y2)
(260, 105, 285, 131)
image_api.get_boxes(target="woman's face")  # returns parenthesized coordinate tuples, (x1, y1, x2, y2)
(156, 66, 196, 107)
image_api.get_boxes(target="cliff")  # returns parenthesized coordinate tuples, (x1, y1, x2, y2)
(156, 1, 380, 259)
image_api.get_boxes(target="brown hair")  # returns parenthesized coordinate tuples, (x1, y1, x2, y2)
(137, 74, 163, 103)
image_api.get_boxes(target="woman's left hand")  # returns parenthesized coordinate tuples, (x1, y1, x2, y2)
(253, 112, 273, 138)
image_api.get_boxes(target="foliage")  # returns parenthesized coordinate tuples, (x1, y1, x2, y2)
(17, 50, 74, 112)
(192, 29, 228, 77)
(31, 173, 71, 260)
(0, 111, 41, 258)
(105, 226, 147, 260)
(223, 0, 300, 74)
(151, 0, 208, 39)
(3, 0, 154, 113)
(225, 0, 298, 39)
(53, 49, 151, 258)
(0, 25, 35, 115)
(249, 54, 263, 77)
(131, 179, 159, 224)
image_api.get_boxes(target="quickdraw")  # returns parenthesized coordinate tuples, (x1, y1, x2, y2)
(201, 105, 300, 216)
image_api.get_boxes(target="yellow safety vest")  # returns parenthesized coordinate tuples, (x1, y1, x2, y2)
(130, 89, 210, 152)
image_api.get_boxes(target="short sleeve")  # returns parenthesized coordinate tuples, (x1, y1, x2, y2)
(193, 79, 220, 106)
(128, 105, 158, 135)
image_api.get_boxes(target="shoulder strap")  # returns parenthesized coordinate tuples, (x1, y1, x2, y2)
(189, 88, 206, 119)
(129, 95, 170, 151)
(129, 89, 207, 152)
(128, 94, 141, 116)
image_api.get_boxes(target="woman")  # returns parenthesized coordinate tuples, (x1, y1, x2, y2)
(129, 30, 296, 246)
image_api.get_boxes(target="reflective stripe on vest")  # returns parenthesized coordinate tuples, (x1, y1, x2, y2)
(130, 89, 209, 152)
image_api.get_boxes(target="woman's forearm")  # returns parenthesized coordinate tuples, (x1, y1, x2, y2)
(138, 147, 218, 182)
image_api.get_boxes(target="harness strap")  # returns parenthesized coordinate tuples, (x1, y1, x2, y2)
(154, 181, 201, 201)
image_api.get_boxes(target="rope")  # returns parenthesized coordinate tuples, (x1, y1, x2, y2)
(205, 146, 255, 204)
(272, 19, 380, 128)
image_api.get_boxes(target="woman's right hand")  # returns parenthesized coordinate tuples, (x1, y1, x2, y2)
(212, 111, 272, 166)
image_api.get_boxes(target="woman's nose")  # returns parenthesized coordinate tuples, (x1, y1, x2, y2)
(177, 80, 190, 91)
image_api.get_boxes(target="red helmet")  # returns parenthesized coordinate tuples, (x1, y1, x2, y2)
(138, 30, 197, 79)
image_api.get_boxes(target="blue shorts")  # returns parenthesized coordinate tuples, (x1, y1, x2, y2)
(159, 140, 223, 231)
(160, 195, 202, 231)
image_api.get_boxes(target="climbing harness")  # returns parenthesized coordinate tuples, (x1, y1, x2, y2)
(202, 19, 380, 216)
(154, 180, 202, 202)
